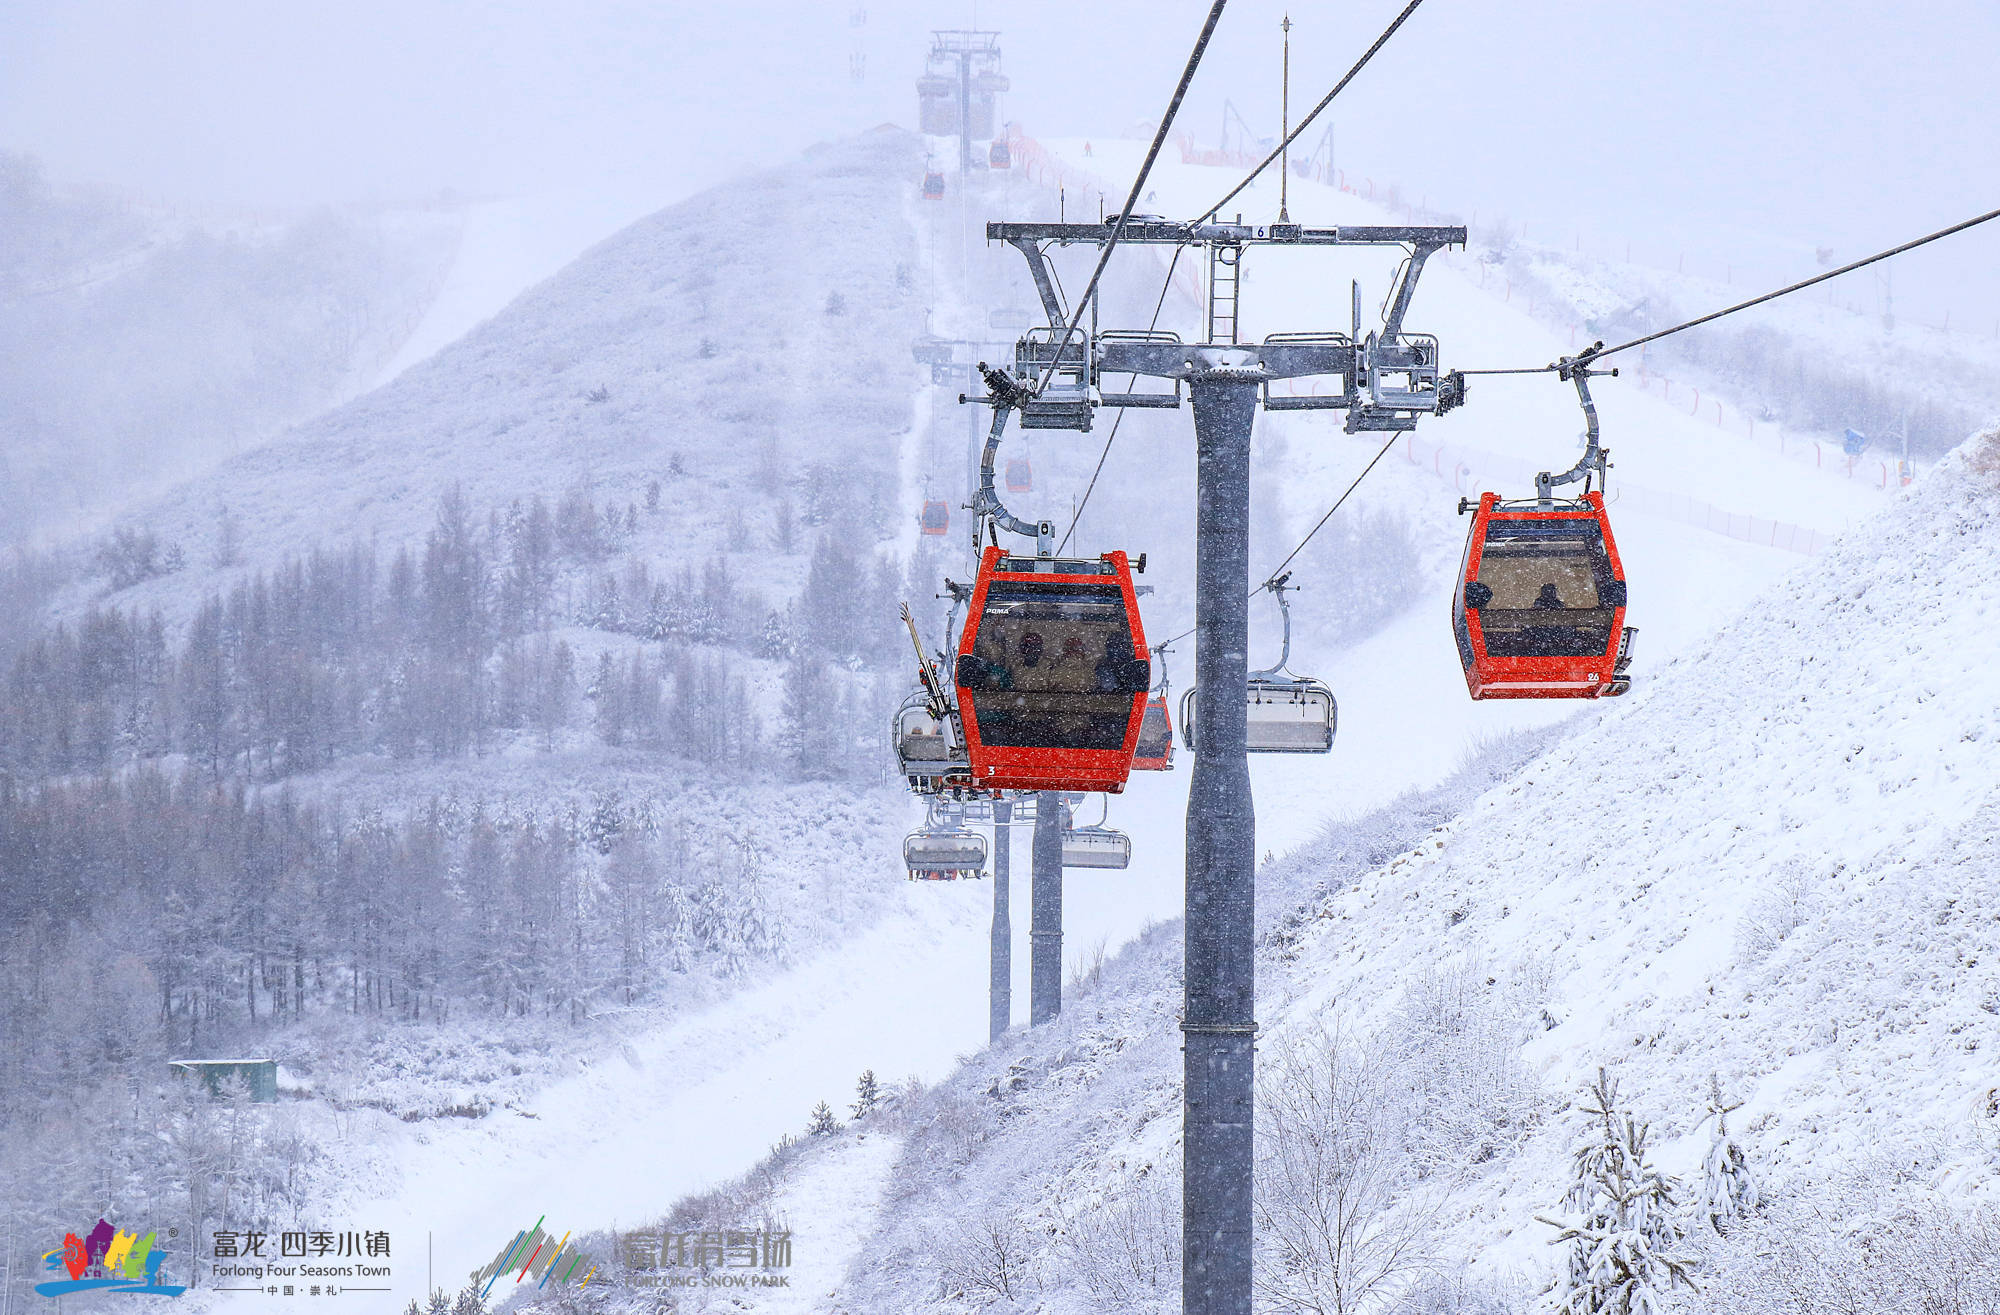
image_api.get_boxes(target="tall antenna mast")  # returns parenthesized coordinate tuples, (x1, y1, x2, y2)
(1278, 15, 1292, 224)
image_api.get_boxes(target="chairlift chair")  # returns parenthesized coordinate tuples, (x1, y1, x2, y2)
(892, 688, 969, 792)
(1063, 825, 1132, 870)
(1179, 576, 1336, 754)
(1057, 795, 1132, 869)
(1452, 350, 1636, 700)
(952, 546, 1152, 793)
(902, 823, 987, 880)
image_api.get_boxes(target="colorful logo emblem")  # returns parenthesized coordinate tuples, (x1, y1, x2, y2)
(472, 1217, 596, 1299)
(37, 1218, 186, 1297)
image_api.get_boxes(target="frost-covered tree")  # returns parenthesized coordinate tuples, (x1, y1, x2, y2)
(781, 644, 834, 778)
(1697, 1074, 1757, 1237)
(807, 1101, 840, 1136)
(852, 1069, 881, 1121)
(1538, 1068, 1696, 1315)
(1255, 1019, 1441, 1314)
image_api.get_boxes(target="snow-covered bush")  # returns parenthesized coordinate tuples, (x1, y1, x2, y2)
(1056, 1173, 1179, 1310)
(1387, 961, 1551, 1176)
(1690, 1185, 2000, 1314)
(926, 1213, 1038, 1307)
(1387, 1269, 1529, 1314)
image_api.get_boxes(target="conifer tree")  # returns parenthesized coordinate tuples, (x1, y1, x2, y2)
(851, 1069, 881, 1121)
(1698, 1073, 1758, 1236)
(806, 1101, 840, 1136)
(1538, 1068, 1697, 1315)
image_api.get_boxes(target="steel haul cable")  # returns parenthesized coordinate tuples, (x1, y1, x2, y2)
(1148, 428, 1401, 653)
(1031, 0, 1229, 397)
(1465, 206, 2000, 376)
(1198, 0, 1429, 222)
(1056, 244, 1187, 555)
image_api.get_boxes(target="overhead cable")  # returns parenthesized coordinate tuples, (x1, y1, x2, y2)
(1198, 0, 1429, 222)
(1031, 0, 1229, 396)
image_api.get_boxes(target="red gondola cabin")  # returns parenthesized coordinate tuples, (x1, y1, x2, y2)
(920, 500, 950, 535)
(922, 169, 946, 200)
(1453, 490, 1635, 699)
(953, 548, 1151, 792)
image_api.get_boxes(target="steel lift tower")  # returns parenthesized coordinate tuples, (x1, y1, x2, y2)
(917, 30, 1008, 175)
(983, 215, 1466, 1315)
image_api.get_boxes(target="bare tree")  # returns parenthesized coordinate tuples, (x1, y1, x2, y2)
(1058, 1173, 1180, 1309)
(930, 1213, 1037, 1306)
(1256, 1018, 1444, 1314)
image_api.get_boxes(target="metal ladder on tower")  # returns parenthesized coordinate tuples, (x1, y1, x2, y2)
(1207, 242, 1241, 345)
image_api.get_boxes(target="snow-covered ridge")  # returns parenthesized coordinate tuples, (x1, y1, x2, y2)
(81, 127, 928, 630)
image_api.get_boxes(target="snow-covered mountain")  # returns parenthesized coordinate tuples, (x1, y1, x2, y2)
(0, 155, 461, 545)
(8, 102, 1997, 1315)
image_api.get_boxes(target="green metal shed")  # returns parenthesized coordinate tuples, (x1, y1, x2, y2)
(168, 1058, 278, 1102)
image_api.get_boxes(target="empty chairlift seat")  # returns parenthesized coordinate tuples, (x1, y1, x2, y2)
(952, 547, 1151, 793)
(1177, 577, 1336, 754)
(1062, 825, 1131, 870)
(903, 827, 988, 880)
(1179, 679, 1337, 753)
(1453, 490, 1635, 700)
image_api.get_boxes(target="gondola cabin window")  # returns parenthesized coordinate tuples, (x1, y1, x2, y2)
(1469, 520, 1619, 658)
(957, 580, 1145, 750)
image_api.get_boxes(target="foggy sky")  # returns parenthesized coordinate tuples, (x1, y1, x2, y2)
(5, 0, 1996, 328)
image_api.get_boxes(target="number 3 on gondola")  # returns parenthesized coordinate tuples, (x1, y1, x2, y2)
(952, 547, 1152, 792)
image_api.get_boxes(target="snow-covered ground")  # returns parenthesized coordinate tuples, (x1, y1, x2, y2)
(530, 141, 2000, 1311)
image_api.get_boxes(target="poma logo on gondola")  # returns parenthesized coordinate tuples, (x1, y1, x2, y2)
(37, 1218, 186, 1297)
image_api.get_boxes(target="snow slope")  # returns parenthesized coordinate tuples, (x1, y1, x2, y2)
(815, 425, 2000, 1310)
(82, 124, 1994, 1313)
(93, 128, 924, 621)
